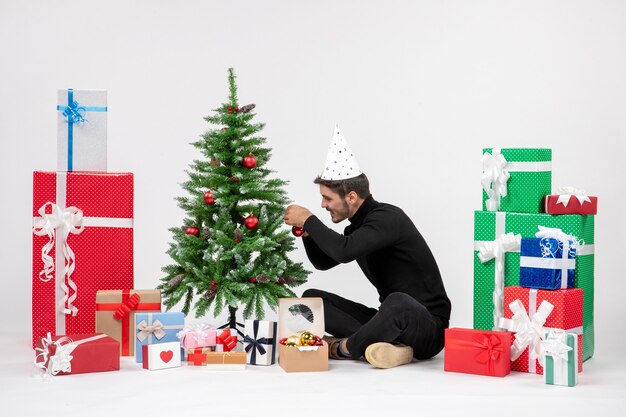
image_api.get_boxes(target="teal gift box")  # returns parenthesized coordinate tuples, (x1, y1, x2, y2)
(481, 148, 552, 213)
(543, 331, 579, 387)
(135, 312, 185, 362)
(473, 210, 595, 360)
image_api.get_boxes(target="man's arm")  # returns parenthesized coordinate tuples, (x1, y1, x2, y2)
(303, 212, 399, 264)
(302, 235, 340, 270)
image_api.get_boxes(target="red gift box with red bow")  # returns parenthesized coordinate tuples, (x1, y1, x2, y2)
(444, 328, 513, 377)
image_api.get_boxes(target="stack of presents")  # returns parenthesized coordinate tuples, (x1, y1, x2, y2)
(444, 148, 597, 387)
(32, 89, 328, 377)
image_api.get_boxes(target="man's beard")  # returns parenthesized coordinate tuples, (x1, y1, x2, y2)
(329, 200, 350, 223)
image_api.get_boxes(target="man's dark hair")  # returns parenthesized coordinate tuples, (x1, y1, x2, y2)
(313, 173, 370, 199)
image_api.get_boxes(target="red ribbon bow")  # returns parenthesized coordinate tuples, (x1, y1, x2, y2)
(472, 333, 504, 374)
(216, 330, 237, 352)
(113, 293, 140, 320)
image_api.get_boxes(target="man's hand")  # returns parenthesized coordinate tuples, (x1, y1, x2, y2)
(284, 204, 313, 228)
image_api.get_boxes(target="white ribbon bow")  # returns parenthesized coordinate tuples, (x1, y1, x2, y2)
(136, 320, 166, 342)
(34, 333, 77, 377)
(32, 202, 85, 315)
(556, 186, 592, 208)
(542, 330, 573, 367)
(478, 232, 521, 330)
(481, 149, 510, 211)
(536, 225, 583, 257)
(499, 299, 554, 363)
(177, 323, 213, 345)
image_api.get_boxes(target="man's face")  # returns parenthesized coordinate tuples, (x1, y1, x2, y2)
(319, 184, 350, 223)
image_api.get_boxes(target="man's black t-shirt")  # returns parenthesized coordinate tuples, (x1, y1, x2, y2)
(302, 195, 451, 325)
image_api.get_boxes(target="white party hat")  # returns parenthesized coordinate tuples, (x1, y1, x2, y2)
(320, 124, 362, 180)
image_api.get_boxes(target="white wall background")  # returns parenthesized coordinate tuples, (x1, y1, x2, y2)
(1, 0, 625, 357)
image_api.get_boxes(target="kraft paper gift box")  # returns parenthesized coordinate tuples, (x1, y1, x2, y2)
(444, 328, 513, 377)
(135, 312, 185, 362)
(177, 324, 217, 349)
(544, 188, 598, 215)
(278, 298, 328, 373)
(519, 236, 577, 290)
(32, 171, 134, 348)
(57, 89, 107, 172)
(542, 331, 579, 387)
(96, 289, 161, 356)
(481, 148, 552, 213)
(202, 351, 247, 370)
(244, 319, 278, 366)
(186, 347, 217, 366)
(34, 333, 119, 376)
(473, 210, 595, 360)
(142, 341, 181, 370)
(500, 286, 583, 375)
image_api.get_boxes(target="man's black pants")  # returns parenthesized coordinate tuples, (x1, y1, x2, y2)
(302, 289, 446, 360)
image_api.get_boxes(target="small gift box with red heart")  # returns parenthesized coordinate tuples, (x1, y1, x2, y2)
(142, 341, 181, 370)
(215, 328, 238, 352)
(444, 328, 513, 377)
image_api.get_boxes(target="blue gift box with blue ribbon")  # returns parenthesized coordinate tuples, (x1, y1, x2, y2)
(519, 237, 576, 290)
(57, 88, 107, 172)
(135, 312, 185, 362)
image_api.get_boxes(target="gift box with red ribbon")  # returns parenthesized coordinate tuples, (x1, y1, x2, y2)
(215, 328, 238, 352)
(500, 286, 583, 374)
(444, 328, 513, 377)
(32, 171, 134, 348)
(96, 289, 161, 356)
(186, 347, 217, 366)
(34, 333, 119, 376)
(177, 324, 217, 349)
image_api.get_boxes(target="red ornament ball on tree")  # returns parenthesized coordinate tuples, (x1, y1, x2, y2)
(230, 176, 239, 182)
(244, 214, 259, 230)
(249, 277, 257, 284)
(242, 153, 257, 169)
(227, 106, 233, 114)
(185, 226, 200, 237)
(204, 191, 215, 205)
(277, 278, 284, 285)
(292, 226, 305, 237)
(211, 280, 216, 287)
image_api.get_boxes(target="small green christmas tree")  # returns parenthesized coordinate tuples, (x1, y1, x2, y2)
(159, 68, 310, 324)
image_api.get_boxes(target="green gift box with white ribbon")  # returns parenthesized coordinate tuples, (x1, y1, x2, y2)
(543, 331, 579, 387)
(473, 210, 595, 360)
(482, 148, 552, 213)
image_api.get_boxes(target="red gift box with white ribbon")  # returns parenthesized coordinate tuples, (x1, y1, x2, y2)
(544, 187, 597, 215)
(32, 171, 134, 348)
(500, 286, 583, 374)
(34, 333, 119, 376)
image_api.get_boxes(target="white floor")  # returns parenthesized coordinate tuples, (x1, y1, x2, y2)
(1, 332, 625, 416)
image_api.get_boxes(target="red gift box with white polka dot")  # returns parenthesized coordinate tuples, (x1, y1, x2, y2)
(503, 286, 583, 375)
(32, 171, 134, 348)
